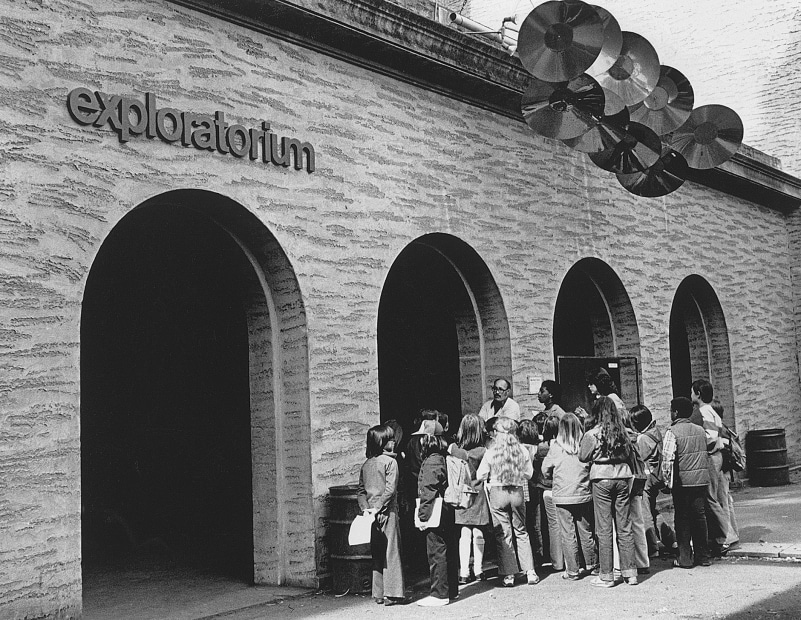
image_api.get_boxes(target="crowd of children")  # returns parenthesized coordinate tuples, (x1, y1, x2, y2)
(355, 371, 740, 606)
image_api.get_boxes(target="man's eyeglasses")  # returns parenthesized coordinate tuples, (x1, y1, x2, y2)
(492, 386, 509, 392)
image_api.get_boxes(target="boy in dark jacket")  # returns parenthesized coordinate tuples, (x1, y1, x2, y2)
(661, 397, 711, 568)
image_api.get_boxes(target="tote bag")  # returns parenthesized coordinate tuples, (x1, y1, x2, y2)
(348, 513, 375, 546)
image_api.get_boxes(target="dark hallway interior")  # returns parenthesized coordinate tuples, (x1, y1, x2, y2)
(81, 205, 254, 583)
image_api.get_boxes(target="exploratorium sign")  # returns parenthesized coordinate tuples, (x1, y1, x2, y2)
(66, 87, 315, 173)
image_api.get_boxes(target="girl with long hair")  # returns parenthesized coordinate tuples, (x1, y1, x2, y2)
(448, 414, 490, 583)
(357, 424, 407, 605)
(476, 417, 539, 587)
(579, 396, 638, 587)
(542, 413, 597, 580)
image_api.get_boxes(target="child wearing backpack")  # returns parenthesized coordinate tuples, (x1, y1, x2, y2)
(712, 400, 740, 549)
(357, 424, 407, 606)
(448, 414, 490, 583)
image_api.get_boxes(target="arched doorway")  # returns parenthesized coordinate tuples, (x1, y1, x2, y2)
(377, 234, 511, 438)
(670, 275, 735, 427)
(553, 258, 643, 412)
(80, 190, 314, 594)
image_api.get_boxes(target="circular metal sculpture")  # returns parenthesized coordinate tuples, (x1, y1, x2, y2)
(628, 66, 694, 135)
(521, 73, 605, 139)
(585, 6, 623, 77)
(561, 102, 629, 153)
(617, 145, 689, 197)
(518, 0, 605, 82)
(592, 31, 660, 106)
(668, 104, 743, 169)
(587, 121, 661, 174)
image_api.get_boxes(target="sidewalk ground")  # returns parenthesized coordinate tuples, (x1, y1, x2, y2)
(82, 468, 801, 620)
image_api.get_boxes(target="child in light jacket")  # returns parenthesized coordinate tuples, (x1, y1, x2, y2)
(357, 424, 407, 606)
(542, 412, 598, 580)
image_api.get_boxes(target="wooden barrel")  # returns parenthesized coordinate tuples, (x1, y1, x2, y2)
(746, 428, 789, 486)
(329, 484, 372, 594)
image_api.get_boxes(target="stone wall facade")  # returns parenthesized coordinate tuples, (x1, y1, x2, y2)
(1, 0, 800, 617)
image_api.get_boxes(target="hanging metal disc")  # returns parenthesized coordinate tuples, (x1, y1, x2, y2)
(668, 104, 743, 169)
(588, 121, 661, 173)
(617, 145, 689, 197)
(522, 73, 605, 140)
(585, 6, 623, 77)
(628, 66, 694, 135)
(561, 102, 629, 153)
(602, 88, 626, 116)
(592, 31, 660, 106)
(518, 0, 604, 82)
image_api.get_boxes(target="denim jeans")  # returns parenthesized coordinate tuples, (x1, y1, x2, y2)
(592, 478, 636, 581)
(673, 484, 709, 567)
(489, 486, 534, 576)
(555, 501, 597, 576)
(705, 451, 729, 547)
(630, 493, 650, 569)
(425, 504, 459, 599)
(541, 490, 564, 570)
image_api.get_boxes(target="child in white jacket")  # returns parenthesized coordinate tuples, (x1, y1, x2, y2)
(542, 413, 598, 580)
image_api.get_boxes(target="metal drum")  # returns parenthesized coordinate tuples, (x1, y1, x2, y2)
(746, 428, 790, 486)
(329, 484, 372, 594)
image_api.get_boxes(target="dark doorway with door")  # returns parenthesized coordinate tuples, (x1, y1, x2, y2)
(553, 258, 643, 412)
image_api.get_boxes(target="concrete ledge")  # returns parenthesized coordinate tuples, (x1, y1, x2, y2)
(727, 543, 801, 559)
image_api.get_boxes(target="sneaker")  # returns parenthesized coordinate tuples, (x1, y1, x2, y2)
(417, 596, 449, 607)
(590, 577, 615, 588)
(562, 572, 581, 581)
(527, 570, 540, 585)
(624, 576, 638, 586)
(374, 597, 384, 604)
(502, 575, 515, 587)
(383, 597, 410, 606)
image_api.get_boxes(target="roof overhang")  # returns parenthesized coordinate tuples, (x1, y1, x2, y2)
(168, 0, 801, 212)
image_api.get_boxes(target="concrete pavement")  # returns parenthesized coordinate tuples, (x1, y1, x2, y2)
(82, 469, 801, 620)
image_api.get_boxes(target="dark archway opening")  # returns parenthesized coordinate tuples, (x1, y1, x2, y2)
(669, 304, 693, 398)
(553, 269, 602, 358)
(553, 258, 643, 413)
(378, 242, 463, 439)
(81, 204, 254, 582)
(669, 275, 735, 427)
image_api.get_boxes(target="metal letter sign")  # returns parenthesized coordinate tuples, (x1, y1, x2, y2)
(67, 87, 315, 173)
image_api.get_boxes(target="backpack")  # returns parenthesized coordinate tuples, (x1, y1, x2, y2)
(444, 454, 476, 509)
(642, 427, 665, 486)
(720, 424, 746, 473)
(627, 442, 648, 497)
(641, 427, 663, 468)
